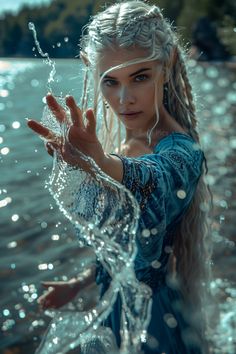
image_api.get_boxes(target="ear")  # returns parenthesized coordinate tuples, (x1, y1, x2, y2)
(80, 51, 90, 66)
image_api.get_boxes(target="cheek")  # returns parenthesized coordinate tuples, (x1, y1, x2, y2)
(101, 87, 114, 103)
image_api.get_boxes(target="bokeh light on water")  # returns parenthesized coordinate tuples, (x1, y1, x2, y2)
(0, 57, 236, 353)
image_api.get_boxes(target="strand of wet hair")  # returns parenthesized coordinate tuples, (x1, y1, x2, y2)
(81, 66, 88, 114)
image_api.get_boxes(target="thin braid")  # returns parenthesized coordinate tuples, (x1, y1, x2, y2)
(177, 49, 200, 142)
(167, 48, 201, 142)
(168, 62, 190, 129)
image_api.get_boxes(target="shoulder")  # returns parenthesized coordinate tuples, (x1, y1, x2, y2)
(138, 132, 204, 178)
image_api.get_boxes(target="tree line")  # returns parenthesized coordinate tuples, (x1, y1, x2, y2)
(0, 0, 235, 58)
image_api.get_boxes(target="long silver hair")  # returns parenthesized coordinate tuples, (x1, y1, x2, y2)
(80, 0, 213, 348)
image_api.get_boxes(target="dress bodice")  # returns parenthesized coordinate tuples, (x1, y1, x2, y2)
(95, 132, 204, 293)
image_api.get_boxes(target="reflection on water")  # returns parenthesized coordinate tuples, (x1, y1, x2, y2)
(0, 58, 236, 353)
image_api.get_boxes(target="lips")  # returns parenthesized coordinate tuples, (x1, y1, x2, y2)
(120, 111, 142, 116)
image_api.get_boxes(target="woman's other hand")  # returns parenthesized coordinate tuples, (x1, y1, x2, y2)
(38, 267, 97, 310)
(38, 280, 80, 310)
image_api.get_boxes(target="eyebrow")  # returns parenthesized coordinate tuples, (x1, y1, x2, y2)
(101, 67, 151, 79)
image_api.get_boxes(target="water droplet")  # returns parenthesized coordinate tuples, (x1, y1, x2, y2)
(28, 22, 35, 30)
(64, 37, 69, 42)
(219, 215, 225, 224)
(201, 81, 213, 92)
(3, 309, 10, 316)
(41, 221, 47, 229)
(142, 229, 151, 238)
(151, 260, 161, 269)
(150, 228, 158, 235)
(1, 147, 10, 155)
(0, 89, 9, 97)
(206, 66, 219, 78)
(0, 137, 3, 144)
(38, 263, 48, 270)
(147, 335, 159, 349)
(19, 310, 26, 319)
(12, 121, 21, 129)
(0, 197, 12, 208)
(11, 214, 19, 222)
(163, 313, 177, 328)
(205, 175, 215, 186)
(31, 79, 39, 87)
(217, 77, 229, 87)
(57, 42, 61, 47)
(53, 337, 59, 344)
(177, 189, 186, 199)
(7, 241, 17, 248)
(22, 285, 29, 292)
(51, 234, 60, 240)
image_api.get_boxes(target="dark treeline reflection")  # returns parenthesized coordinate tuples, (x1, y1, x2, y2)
(0, 0, 236, 58)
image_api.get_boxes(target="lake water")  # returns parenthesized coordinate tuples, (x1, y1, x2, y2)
(0, 58, 236, 353)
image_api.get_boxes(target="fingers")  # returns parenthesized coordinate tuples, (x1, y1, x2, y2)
(27, 119, 52, 138)
(46, 94, 67, 123)
(85, 109, 96, 135)
(28, 120, 62, 146)
(27, 119, 56, 141)
(66, 95, 83, 127)
(45, 142, 54, 156)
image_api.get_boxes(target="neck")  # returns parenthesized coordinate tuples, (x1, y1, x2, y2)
(125, 105, 172, 147)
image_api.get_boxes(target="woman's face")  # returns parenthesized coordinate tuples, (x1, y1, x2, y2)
(98, 47, 165, 133)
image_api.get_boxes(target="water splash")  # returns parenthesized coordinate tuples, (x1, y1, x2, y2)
(35, 114, 152, 353)
(28, 22, 56, 92)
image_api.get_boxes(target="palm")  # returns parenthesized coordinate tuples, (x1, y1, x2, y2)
(28, 94, 104, 168)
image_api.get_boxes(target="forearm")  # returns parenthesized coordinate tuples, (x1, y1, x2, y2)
(99, 153, 123, 183)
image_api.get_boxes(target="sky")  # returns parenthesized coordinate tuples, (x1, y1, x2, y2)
(0, 0, 52, 15)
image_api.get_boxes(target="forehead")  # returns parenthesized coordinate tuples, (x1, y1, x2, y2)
(98, 46, 159, 76)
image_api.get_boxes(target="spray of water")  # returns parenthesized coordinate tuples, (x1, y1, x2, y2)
(33, 116, 153, 353)
(27, 25, 153, 352)
(28, 22, 56, 92)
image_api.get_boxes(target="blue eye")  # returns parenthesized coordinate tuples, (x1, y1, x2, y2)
(135, 74, 148, 82)
(103, 79, 118, 87)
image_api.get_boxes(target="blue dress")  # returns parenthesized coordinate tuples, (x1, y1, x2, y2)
(96, 132, 207, 354)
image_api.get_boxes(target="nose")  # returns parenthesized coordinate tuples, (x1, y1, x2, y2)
(118, 86, 135, 105)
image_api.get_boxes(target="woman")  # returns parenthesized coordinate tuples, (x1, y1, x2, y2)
(28, 1, 212, 353)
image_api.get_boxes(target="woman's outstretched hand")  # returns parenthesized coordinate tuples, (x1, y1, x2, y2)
(27, 94, 106, 170)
